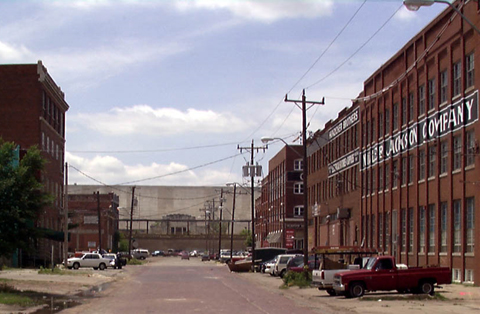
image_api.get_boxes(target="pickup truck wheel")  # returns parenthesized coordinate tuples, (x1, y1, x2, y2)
(73, 263, 80, 270)
(279, 269, 286, 278)
(419, 281, 434, 295)
(349, 282, 365, 298)
(326, 289, 337, 296)
(99, 263, 106, 271)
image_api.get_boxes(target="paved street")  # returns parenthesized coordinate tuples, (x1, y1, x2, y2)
(61, 258, 322, 314)
(2, 257, 480, 314)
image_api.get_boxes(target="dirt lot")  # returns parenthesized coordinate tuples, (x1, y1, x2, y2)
(1, 260, 480, 314)
(0, 266, 134, 314)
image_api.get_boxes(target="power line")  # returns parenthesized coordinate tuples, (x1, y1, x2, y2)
(246, 1, 366, 140)
(67, 141, 242, 154)
(306, 3, 403, 90)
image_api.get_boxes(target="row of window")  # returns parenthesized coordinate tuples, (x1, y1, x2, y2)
(363, 53, 474, 146)
(311, 166, 359, 203)
(363, 197, 475, 255)
(309, 125, 358, 174)
(42, 91, 65, 137)
(362, 130, 475, 195)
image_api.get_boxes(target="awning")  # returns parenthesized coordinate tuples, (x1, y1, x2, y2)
(265, 233, 282, 244)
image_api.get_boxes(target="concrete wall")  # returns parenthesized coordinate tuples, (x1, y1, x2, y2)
(68, 185, 257, 235)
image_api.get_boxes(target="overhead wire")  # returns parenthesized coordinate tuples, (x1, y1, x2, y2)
(305, 3, 403, 90)
(67, 141, 243, 154)
(267, 0, 367, 139)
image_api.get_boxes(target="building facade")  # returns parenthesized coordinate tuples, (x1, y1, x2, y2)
(0, 61, 69, 265)
(358, 0, 479, 284)
(260, 1, 480, 284)
(257, 144, 304, 249)
(67, 192, 119, 252)
(308, 106, 361, 249)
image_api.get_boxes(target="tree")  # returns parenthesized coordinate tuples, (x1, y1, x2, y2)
(240, 229, 252, 248)
(0, 139, 52, 259)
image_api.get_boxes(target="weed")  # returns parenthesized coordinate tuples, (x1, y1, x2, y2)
(281, 271, 312, 288)
(127, 258, 145, 265)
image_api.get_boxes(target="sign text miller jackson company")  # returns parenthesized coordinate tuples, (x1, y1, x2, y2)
(361, 91, 478, 170)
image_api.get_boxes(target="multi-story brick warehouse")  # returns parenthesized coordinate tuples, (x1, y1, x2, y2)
(357, 1, 479, 284)
(67, 192, 119, 252)
(0, 61, 69, 265)
(308, 105, 360, 250)
(304, 0, 479, 284)
(257, 144, 304, 249)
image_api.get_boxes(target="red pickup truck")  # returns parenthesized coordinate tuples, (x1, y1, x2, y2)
(333, 255, 451, 298)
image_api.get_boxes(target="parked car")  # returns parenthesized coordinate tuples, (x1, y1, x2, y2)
(132, 249, 149, 260)
(66, 253, 111, 270)
(262, 257, 277, 275)
(102, 253, 122, 269)
(333, 255, 452, 298)
(152, 250, 164, 257)
(201, 253, 210, 261)
(273, 254, 300, 278)
(180, 251, 190, 260)
(117, 251, 132, 261)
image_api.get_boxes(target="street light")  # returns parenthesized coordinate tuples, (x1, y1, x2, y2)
(261, 136, 309, 270)
(403, 0, 480, 35)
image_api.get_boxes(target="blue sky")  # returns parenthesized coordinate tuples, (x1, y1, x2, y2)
(0, 0, 446, 186)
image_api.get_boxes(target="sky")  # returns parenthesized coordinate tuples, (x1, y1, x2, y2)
(0, 0, 447, 187)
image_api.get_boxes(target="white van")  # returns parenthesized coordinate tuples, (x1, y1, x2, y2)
(132, 249, 149, 260)
(273, 254, 300, 277)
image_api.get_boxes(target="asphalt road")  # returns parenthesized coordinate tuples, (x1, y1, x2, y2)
(61, 258, 321, 314)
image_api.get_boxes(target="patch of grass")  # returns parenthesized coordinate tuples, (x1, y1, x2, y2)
(127, 258, 145, 265)
(281, 271, 312, 288)
(0, 283, 37, 307)
(0, 292, 37, 306)
(38, 266, 65, 275)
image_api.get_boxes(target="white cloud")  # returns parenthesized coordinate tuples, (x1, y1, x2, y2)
(65, 152, 241, 186)
(174, 0, 334, 22)
(43, 40, 189, 89)
(69, 105, 251, 136)
(0, 41, 34, 62)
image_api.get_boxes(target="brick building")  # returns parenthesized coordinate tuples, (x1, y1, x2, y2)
(67, 192, 120, 252)
(262, 0, 480, 284)
(257, 144, 304, 249)
(308, 106, 361, 249)
(357, 0, 479, 284)
(0, 61, 69, 265)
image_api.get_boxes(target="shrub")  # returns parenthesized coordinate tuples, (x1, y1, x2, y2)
(282, 271, 312, 288)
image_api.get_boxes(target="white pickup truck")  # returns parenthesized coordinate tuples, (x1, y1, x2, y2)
(66, 253, 112, 270)
(312, 257, 372, 296)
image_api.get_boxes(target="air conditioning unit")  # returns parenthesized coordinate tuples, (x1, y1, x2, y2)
(337, 207, 350, 219)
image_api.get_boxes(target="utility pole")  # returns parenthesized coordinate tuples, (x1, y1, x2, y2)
(218, 188, 224, 260)
(96, 191, 102, 253)
(229, 184, 236, 262)
(128, 186, 136, 255)
(63, 162, 68, 263)
(285, 89, 324, 274)
(238, 140, 267, 270)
